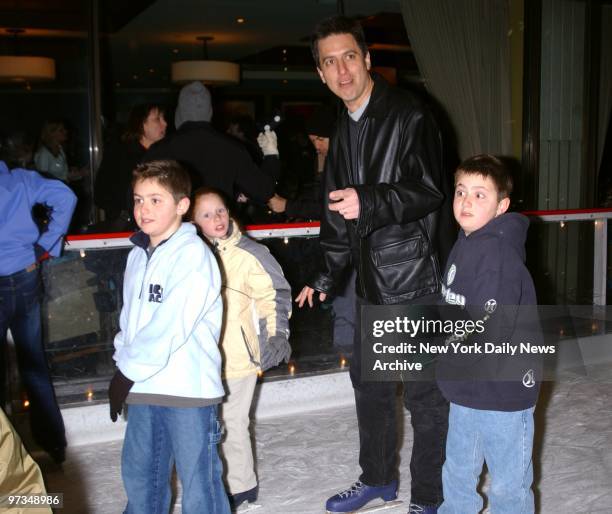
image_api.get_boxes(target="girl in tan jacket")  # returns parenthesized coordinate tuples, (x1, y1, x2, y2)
(192, 188, 291, 511)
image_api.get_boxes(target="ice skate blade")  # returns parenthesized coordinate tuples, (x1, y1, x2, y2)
(236, 502, 262, 512)
(326, 499, 403, 514)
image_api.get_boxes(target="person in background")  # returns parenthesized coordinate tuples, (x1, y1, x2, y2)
(267, 105, 334, 220)
(143, 81, 280, 207)
(268, 106, 356, 353)
(192, 188, 291, 511)
(94, 103, 167, 227)
(226, 114, 263, 165)
(0, 131, 77, 464)
(35, 120, 89, 231)
(34, 120, 70, 182)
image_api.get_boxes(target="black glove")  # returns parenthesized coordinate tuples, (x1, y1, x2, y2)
(260, 335, 291, 371)
(108, 370, 134, 422)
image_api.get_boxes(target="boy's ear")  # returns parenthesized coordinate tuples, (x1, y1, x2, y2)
(496, 197, 510, 216)
(177, 197, 190, 216)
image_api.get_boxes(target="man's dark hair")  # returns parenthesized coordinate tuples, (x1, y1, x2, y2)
(132, 159, 191, 202)
(455, 154, 514, 200)
(310, 15, 368, 67)
(0, 130, 34, 169)
(122, 103, 165, 143)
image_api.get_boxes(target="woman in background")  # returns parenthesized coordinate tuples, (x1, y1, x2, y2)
(94, 103, 167, 226)
(34, 120, 70, 181)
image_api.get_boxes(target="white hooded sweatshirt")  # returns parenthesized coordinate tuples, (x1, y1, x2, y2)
(113, 223, 224, 403)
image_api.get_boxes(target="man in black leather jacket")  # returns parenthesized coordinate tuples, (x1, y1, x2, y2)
(296, 16, 452, 514)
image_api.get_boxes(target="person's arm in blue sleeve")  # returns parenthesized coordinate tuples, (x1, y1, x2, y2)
(27, 171, 77, 257)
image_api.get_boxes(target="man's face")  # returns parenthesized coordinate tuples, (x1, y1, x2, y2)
(316, 33, 373, 112)
(308, 135, 330, 158)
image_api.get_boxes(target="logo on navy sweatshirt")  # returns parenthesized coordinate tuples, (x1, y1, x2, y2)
(148, 284, 163, 303)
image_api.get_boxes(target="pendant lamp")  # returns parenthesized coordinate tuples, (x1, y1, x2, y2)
(171, 36, 239, 86)
(0, 29, 56, 83)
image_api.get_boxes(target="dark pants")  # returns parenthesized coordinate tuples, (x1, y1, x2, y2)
(0, 266, 66, 452)
(350, 294, 449, 507)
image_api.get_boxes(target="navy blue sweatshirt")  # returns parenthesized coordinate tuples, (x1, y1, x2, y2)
(436, 212, 541, 411)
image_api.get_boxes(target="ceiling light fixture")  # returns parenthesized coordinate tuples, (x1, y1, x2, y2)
(171, 36, 240, 86)
(0, 29, 55, 83)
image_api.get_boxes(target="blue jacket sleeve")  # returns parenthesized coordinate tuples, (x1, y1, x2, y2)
(26, 171, 77, 256)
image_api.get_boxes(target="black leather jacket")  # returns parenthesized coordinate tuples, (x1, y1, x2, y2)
(308, 74, 453, 305)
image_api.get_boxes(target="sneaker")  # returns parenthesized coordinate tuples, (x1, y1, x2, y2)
(407, 503, 438, 514)
(326, 480, 398, 513)
(228, 486, 258, 511)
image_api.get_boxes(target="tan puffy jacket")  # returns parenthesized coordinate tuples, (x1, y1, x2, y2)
(212, 221, 291, 379)
(0, 408, 51, 514)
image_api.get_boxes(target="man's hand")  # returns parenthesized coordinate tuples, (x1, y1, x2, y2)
(295, 286, 327, 308)
(328, 188, 360, 220)
(267, 194, 287, 213)
(108, 370, 134, 422)
(257, 129, 279, 156)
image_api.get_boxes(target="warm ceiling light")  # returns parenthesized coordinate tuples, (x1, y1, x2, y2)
(172, 61, 240, 85)
(171, 36, 240, 86)
(236, 17, 245, 23)
(0, 56, 55, 82)
(0, 29, 55, 82)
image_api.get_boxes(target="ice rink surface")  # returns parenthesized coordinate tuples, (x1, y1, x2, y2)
(39, 366, 612, 514)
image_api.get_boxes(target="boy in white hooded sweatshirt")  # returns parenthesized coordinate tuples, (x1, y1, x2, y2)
(108, 160, 230, 514)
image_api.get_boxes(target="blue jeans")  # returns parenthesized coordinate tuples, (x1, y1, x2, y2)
(0, 266, 65, 451)
(439, 403, 535, 514)
(122, 404, 230, 514)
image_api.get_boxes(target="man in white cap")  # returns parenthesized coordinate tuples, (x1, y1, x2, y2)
(144, 81, 280, 204)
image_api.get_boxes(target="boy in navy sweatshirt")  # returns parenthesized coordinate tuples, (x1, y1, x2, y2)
(437, 154, 540, 514)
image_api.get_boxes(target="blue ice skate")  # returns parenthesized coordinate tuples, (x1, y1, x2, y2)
(326, 480, 402, 513)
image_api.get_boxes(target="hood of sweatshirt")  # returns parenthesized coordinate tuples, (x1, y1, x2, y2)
(458, 212, 529, 263)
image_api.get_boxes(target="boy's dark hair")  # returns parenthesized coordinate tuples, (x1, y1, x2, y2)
(310, 15, 368, 67)
(456, 154, 514, 200)
(0, 130, 34, 169)
(132, 160, 191, 202)
(122, 103, 165, 144)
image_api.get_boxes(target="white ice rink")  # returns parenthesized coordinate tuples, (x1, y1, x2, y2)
(38, 365, 612, 514)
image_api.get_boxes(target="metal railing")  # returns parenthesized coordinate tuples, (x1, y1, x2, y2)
(65, 208, 612, 305)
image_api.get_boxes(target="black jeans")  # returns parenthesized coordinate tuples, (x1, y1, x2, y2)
(350, 295, 449, 507)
